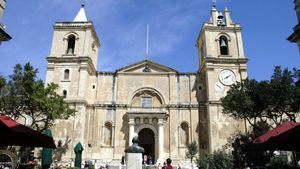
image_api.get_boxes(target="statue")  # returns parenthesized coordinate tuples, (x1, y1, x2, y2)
(125, 135, 144, 153)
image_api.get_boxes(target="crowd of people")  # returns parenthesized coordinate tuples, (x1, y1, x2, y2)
(81, 156, 189, 169)
(142, 155, 175, 168)
(157, 158, 174, 169)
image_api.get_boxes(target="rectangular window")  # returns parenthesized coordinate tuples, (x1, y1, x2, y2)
(106, 109, 115, 122)
(141, 97, 152, 108)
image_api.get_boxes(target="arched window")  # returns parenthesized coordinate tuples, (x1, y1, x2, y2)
(141, 96, 152, 108)
(179, 122, 189, 146)
(64, 69, 70, 80)
(63, 90, 67, 98)
(67, 35, 76, 54)
(104, 122, 112, 146)
(219, 36, 229, 55)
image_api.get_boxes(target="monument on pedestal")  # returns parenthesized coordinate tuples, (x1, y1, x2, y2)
(125, 135, 144, 169)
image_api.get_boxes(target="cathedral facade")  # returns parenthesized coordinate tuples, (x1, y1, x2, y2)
(45, 4, 248, 165)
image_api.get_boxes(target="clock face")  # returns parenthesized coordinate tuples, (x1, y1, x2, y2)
(219, 69, 236, 86)
(215, 82, 224, 92)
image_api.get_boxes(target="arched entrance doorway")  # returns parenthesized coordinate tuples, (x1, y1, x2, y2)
(138, 128, 155, 163)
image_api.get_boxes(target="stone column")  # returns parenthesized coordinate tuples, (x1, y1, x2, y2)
(128, 118, 135, 146)
(157, 119, 164, 163)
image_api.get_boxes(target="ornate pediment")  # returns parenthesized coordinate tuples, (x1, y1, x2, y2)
(116, 60, 177, 74)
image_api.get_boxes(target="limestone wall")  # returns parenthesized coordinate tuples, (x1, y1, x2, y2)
(51, 69, 200, 163)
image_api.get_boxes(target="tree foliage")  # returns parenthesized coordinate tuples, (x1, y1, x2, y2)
(186, 140, 198, 165)
(0, 63, 75, 132)
(230, 129, 272, 168)
(196, 150, 234, 169)
(221, 66, 300, 131)
(266, 156, 289, 169)
(221, 66, 300, 168)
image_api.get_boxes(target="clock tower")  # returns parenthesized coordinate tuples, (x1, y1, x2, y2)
(196, 5, 248, 154)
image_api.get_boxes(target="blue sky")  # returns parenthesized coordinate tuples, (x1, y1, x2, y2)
(0, 0, 299, 81)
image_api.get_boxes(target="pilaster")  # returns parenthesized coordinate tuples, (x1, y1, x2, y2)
(157, 119, 164, 163)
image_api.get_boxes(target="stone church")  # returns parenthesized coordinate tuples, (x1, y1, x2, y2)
(45, 3, 248, 165)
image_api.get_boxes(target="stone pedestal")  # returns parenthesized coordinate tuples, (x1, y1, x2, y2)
(125, 153, 142, 169)
(125, 135, 144, 169)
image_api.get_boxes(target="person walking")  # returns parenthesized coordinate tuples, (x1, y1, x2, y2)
(157, 163, 162, 169)
(119, 156, 125, 169)
(166, 158, 173, 169)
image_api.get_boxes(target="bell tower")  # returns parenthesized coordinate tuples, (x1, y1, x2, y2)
(46, 3, 100, 99)
(45, 3, 100, 149)
(196, 4, 248, 154)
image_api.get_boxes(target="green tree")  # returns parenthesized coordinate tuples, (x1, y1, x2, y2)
(268, 66, 300, 123)
(186, 140, 198, 166)
(266, 156, 289, 169)
(196, 150, 234, 169)
(0, 63, 75, 132)
(221, 66, 300, 130)
(230, 128, 272, 168)
(221, 66, 300, 167)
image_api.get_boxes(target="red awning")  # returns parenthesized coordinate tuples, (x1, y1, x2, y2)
(251, 121, 300, 151)
(0, 116, 56, 148)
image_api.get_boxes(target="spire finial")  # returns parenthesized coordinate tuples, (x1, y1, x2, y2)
(212, 0, 216, 8)
(81, 0, 85, 8)
(73, 0, 88, 22)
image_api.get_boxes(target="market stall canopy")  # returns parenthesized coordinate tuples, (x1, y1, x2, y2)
(251, 121, 300, 151)
(0, 116, 56, 148)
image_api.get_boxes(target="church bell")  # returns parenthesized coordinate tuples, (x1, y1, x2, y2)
(220, 39, 227, 47)
(217, 11, 224, 19)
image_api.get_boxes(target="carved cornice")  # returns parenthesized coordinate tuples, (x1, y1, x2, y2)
(201, 24, 242, 32)
(98, 71, 115, 76)
(165, 103, 198, 109)
(65, 99, 87, 105)
(46, 56, 96, 74)
(87, 103, 127, 109)
(195, 101, 223, 106)
(127, 111, 169, 120)
(85, 103, 199, 109)
(197, 23, 242, 42)
(207, 101, 222, 105)
(54, 22, 94, 28)
(97, 71, 198, 77)
(117, 72, 177, 76)
(205, 57, 248, 64)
